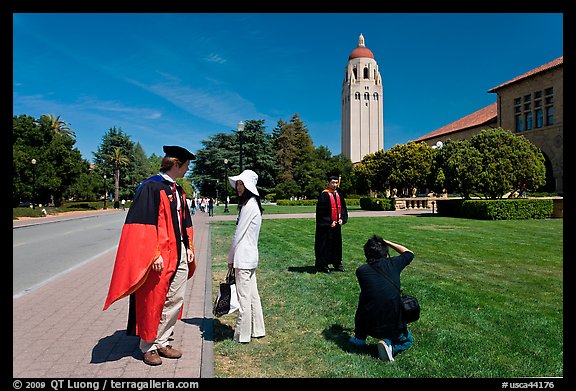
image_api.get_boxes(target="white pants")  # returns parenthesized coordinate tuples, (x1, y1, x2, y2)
(234, 268, 265, 343)
(140, 243, 188, 353)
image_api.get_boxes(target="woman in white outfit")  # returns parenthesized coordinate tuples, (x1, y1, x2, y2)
(227, 169, 266, 343)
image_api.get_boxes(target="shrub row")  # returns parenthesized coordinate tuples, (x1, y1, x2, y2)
(276, 198, 360, 207)
(359, 197, 393, 211)
(436, 198, 554, 220)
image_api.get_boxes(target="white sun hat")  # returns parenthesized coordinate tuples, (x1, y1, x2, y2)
(228, 169, 259, 196)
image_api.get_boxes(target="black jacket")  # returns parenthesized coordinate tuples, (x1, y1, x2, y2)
(354, 251, 414, 339)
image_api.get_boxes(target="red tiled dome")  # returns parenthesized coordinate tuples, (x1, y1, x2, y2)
(349, 46, 374, 60)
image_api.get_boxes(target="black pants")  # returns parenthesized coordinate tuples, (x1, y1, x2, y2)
(314, 225, 343, 270)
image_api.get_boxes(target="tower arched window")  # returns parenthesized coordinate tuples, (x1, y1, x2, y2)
(355, 92, 361, 100)
(364, 92, 369, 100)
(373, 92, 379, 101)
(363, 67, 369, 79)
(353, 68, 357, 79)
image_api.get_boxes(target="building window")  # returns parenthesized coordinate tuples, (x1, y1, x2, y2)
(515, 115, 523, 132)
(363, 67, 369, 79)
(355, 92, 360, 100)
(513, 86, 554, 131)
(536, 109, 543, 128)
(373, 92, 379, 100)
(546, 106, 555, 126)
(525, 112, 533, 130)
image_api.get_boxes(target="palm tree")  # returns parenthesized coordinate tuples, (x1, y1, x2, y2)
(108, 147, 129, 205)
(38, 114, 76, 138)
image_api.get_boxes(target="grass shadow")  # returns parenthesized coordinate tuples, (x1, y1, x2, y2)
(287, 265, 317, 274)
(212, 317, 235, 342)
(321, 324, 378, 358)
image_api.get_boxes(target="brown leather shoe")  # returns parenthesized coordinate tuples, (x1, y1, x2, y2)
(158, 345, 182, 359)
(143, 350, 162, 366)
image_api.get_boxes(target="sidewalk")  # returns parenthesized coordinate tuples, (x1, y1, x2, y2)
(13, 209, 214, 378)
(12, 207, 432, 378)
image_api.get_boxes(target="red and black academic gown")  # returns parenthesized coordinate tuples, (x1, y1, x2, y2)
(314, 188, 348, 270)
(103, 175, 196, 342)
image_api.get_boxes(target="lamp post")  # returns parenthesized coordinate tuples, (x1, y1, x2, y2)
(223, 158, 229, 213)
(103, 174, 107, 210)
(237, 120, 245, 172)
(31, 159, 37, 209)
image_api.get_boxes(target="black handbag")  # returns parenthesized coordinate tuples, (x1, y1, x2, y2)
(369, 264, 420, 323)
(213, 268, 239, 317)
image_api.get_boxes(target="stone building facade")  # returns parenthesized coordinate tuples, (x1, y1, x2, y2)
(416, 56, 563, 194)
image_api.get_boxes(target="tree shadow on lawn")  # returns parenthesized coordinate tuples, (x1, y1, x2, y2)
(322, 324, 378, 359)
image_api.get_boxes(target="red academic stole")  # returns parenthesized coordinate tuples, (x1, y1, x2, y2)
(323, 189, 341, 222)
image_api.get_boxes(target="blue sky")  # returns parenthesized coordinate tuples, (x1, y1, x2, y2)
(13, 13, 563, 163)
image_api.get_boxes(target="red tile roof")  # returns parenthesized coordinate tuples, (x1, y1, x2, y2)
(415, 102, 497, 141)
(414, 55, 562, 142)
(488, 56, 563, 92)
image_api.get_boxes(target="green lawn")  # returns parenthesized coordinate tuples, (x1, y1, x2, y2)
(210, 203, 362, 215)
(210, 215, 563, 378)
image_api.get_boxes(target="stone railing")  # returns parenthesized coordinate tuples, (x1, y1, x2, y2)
(392, 197, 439, 210)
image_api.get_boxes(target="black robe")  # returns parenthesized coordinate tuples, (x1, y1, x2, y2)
(314, 189, 348, 270)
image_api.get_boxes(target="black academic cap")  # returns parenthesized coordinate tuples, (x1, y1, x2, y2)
(163, 145, 196, 162)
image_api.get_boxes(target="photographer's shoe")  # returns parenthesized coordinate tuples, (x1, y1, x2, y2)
(377, 340, 395, 362)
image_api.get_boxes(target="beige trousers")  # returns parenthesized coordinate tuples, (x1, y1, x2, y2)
(140, 243, 188, 353)
(234, 268, 265, 343)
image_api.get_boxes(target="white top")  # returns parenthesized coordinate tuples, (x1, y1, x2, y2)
(228, 197, 262, 269)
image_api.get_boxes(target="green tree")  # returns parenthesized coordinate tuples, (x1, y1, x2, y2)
(469, 128, 546, 199)
(380, 141, 434, 196)
(110, 147, 130, 205)
(273, 113, 318, 199)
(237, 119, 276, 195)
(38, 113, 76, 138)
(190, 132, 237, 198)
(12, 114, 87, 206)
(93, 127, 137, 204)
(436, 139, 483, 199)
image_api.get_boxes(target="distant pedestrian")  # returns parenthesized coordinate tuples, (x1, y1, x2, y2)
(208, 197, 214, 217)
(121, 199, 126, 211)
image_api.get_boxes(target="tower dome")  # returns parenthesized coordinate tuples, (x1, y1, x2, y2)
(348, 33, 374, 60)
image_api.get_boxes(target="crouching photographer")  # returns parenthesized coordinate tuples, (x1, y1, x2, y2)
(349, 235, 415, 361)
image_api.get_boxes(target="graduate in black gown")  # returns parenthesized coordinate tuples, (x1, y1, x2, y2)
(314, 175, 348, 273)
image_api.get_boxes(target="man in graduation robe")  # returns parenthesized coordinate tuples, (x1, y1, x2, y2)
(103, 145, 197, 366)
(314, 175, 348, 273)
